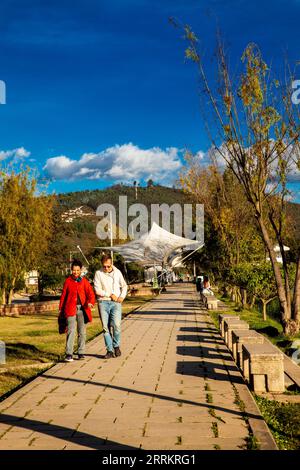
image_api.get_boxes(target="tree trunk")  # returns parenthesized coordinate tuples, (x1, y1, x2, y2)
(1, 289, 5, 305)
(7, 288, 14, 305)
(262, 300, 267, 321)
(233, 286, 239, 303)
(5, 277, 16, 305)
(38, 275, 43, 297)
(256, 216, 291, 332)
(241, 288, 248, 308)
(292, 254, 300, 325)
(236, 287, 242, 306)
(250, 294, 256, 309)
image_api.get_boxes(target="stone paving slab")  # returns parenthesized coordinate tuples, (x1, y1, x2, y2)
(0, 284, 277, 450)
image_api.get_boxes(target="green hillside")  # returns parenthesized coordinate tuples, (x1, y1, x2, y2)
(53, 183, 300, 259)
(54, 184, 193, 256)
(56, 183, 192, 212)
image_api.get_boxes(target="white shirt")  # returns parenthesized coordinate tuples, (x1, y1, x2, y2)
(93, 266, 128, 301)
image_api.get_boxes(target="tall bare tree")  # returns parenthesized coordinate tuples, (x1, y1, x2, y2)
(173, 20, 300, 334)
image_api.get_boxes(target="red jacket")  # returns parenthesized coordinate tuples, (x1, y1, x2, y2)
(59, 276, 95, 322)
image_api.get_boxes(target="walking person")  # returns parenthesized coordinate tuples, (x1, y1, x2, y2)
(202, 276, 213, 295)
(94, 254, 128, 359)
(59, 259, 95, 362)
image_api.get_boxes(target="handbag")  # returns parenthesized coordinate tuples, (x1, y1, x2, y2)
(58, 313, 68, 334)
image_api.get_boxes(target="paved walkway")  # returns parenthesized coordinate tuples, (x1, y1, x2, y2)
(0, 285, 275, 450)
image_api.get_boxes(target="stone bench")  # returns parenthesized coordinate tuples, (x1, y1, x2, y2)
(218, 314, 240, 337)
(232, 329, 264, 367)
(202, 293, 219, 310)
(223, 319, 249, 350)
(242, 343, 285, 393)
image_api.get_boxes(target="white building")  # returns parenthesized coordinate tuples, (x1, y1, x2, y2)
(266, 245, 290, 264)
(24, 270, 39, 286)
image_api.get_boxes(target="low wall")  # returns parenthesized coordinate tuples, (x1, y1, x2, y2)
(0, 300, 60, 316)
(128, 284, 158, 297)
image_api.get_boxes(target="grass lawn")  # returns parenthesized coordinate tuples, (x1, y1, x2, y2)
(254, 395, 300, 450)
(0, 295, 152, 399)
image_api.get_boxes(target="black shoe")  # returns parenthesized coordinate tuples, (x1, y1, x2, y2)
(78, 354, 85, 360)
(65, 355, 73, 362)
(114, 347, 121, 357)
(104, 351, 115, 359)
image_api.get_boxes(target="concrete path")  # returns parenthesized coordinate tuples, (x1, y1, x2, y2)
(0, 285, 275, 450)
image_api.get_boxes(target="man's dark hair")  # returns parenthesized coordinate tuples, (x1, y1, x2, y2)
(101, 254, 112, 264)
(71, 259, 82, 269)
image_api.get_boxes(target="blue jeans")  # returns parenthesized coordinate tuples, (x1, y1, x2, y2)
(99, 300, 122, 352)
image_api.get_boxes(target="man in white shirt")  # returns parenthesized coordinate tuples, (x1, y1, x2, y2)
(94, 254, 128, 358)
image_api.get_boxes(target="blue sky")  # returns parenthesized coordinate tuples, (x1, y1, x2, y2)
(0, 0, 299, 201)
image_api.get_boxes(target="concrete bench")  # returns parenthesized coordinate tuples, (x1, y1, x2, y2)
(202, 294, 219, 310)
(242, 343, 285, 393)
(218, 314, 240, 337)
(231, 329, 264, 367)
(223, 319, 249, 350)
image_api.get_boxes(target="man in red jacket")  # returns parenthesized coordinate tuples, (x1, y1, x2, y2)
(59, 259, 95, 362)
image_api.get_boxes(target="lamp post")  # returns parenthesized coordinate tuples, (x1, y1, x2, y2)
(109, 210, 114, 264)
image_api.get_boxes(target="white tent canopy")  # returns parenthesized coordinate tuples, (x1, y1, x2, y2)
(110, 222, 203, 266)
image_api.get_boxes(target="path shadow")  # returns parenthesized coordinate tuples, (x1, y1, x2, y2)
(256, 326, 280, 337)
(179, 327, 217, 333)
(177, 334, 224, 344)
(148, 307, 195, 312)
(0, 414, 137, 450)
(177, 345, 232, 361)
(84, 354, 107, 359)
(176, 361, 244, 384)
(125, 317, 201, 324)
(176, 324, 244, 385)
(41, 373, 260, 419)
(130, 310, 197, 315)
(5, 343, 58, 362)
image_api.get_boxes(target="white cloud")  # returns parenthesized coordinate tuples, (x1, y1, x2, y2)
(14, 147, 31, 158)
(43, 143, 183, 184)
(206, 142, 300, 182)
(194, 150, 206, 161)
(0, 146, 31, 161)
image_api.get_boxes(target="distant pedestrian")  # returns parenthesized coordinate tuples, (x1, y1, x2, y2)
(94, 254, 128, 359)
(195, 275, 203, 292)
(203, 276, 213, 295)
(59, 259, 95, 362)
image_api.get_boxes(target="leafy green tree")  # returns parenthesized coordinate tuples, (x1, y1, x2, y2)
(0, 170, 53, 304)
(39, 272, 65, 294)
(246, 264, 278, 321)
(230, 263, 277, 320)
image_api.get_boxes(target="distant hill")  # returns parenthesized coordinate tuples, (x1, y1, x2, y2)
(54, 183, 300, 256)
(54, 184, 193, 255)
(287, 201, 300, 244)
(56, 184, 192, 212)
